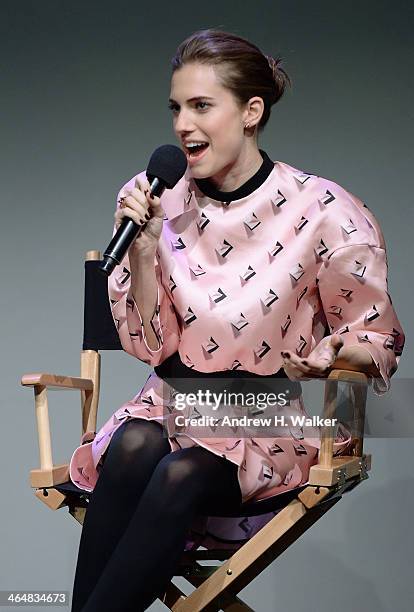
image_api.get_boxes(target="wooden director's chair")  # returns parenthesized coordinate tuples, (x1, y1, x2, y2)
(21, 250, 372, 612)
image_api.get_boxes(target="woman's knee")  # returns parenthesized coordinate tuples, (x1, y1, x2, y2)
(100, 419, 170, 482)
(144, 455, 200, 515)
(145, 448, 229, 514)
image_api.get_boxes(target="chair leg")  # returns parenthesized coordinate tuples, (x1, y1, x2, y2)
(171, 494, 340, 611)
(179, 569, 254, 612)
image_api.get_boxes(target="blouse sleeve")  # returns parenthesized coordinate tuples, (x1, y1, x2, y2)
(316, 243, 405, 395)
(107, 189, 180, 366)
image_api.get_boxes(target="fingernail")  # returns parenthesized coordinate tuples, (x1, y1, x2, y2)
(302, 360, 308, 366)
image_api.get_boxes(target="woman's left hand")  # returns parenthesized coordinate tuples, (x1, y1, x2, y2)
(281, 334, 344, 381)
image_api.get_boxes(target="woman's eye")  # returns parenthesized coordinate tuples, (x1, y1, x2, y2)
(167, 101, 210, 113)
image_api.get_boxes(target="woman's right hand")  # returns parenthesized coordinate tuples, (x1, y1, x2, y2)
(114, 176, 164, 257)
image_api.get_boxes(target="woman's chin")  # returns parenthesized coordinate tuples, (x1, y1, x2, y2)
(189, 166, 212, 179)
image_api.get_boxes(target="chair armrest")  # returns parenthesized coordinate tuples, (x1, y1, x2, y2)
(323, 368, 368, 448)
(21, 372, 93, 391)
(326, 367, 370, 385)
(21, 372, 95, 488)
(308, 368, 370, 486)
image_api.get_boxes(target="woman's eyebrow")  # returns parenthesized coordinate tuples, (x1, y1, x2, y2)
(168, 96, 215, 103)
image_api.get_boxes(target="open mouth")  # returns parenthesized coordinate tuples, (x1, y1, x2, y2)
(185, 143, 209, 158)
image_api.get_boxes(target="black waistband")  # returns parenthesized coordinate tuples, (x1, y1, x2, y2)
(154, 351, 302, 399)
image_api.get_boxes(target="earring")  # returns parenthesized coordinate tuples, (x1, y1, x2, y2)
(244, 122, 250, 129)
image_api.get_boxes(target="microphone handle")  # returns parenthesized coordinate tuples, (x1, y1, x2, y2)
(98, 177, 166, 276)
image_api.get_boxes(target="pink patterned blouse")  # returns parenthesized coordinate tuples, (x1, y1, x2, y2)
(69, 152, 405, 550)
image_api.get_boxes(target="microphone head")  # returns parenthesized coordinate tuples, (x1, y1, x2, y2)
(146, 144, 187, 189)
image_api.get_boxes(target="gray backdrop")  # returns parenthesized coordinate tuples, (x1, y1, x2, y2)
(2, 1, 413, 610)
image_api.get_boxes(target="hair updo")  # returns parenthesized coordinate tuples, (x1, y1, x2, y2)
(171, 28, 292, 132)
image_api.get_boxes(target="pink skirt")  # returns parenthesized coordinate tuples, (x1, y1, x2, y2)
(69, 371, 351, 550)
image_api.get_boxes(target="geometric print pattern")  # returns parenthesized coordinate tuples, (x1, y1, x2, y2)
(69, 158, 405, 551)
(109, 160, 405, 396)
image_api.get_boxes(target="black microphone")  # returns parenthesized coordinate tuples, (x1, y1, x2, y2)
(98, 144, 187, 276)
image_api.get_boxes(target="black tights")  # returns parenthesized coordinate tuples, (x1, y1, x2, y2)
(71, 418, 242, 612)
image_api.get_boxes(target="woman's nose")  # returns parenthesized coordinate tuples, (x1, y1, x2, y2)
(174, 109, 195, 134)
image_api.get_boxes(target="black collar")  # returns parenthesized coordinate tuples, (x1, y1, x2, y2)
(194, 149, 274, 202)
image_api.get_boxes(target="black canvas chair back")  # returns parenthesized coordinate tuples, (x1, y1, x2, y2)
(82, 259, 122, 351)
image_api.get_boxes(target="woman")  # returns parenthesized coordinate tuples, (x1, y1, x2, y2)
(69, 29, 405, 611)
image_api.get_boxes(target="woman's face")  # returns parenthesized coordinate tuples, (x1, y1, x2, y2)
(169, 62, 253, 181)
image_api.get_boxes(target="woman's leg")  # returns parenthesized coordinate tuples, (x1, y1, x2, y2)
(81, 445, 243, 612)
(71, 418, 171, 612)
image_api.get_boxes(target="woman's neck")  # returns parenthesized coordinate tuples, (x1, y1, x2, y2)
(208, 147, 264, 192)
(194, 149, 275, 203)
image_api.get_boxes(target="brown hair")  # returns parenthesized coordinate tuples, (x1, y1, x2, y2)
(171, 29, 292, 132)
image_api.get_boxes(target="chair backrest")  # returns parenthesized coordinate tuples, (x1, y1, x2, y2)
(82, 251, 122, 352)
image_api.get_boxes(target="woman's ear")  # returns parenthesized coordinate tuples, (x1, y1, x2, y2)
(244, 96, 264, 128)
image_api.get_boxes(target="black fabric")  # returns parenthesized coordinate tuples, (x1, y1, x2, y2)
(71, 418, 242, 612)
(57, 478, 307, 518)
(82, 260, 122, 351)
(71, 419, 171, 612)
(194, 149, 274, 202)
(154, 352, 302, 400)
(146, 144, 187, 190)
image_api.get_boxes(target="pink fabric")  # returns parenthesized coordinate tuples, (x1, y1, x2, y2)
(69, 159, 404, 550)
